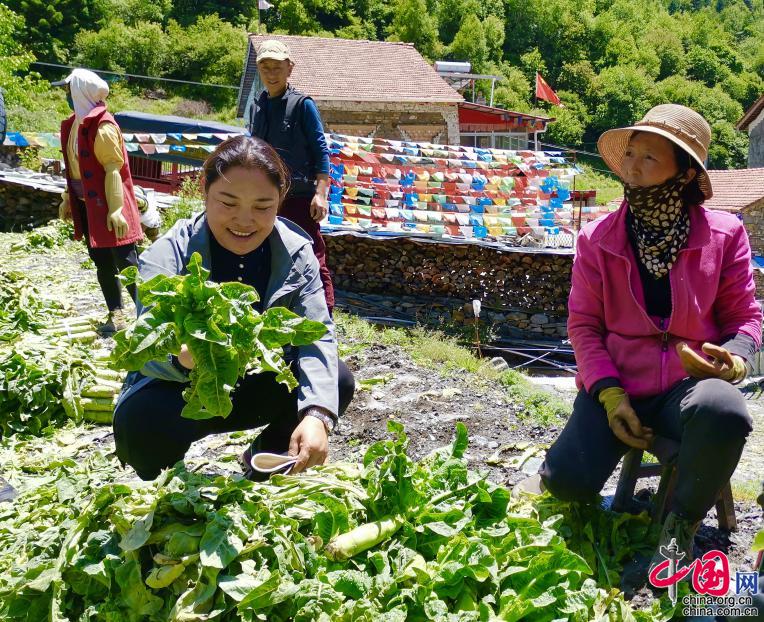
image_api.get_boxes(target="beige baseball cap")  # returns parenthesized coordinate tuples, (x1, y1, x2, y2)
(256, 40, 292, 63)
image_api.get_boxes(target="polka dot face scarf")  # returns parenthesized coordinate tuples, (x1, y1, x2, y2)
(624, 174, 690, 279)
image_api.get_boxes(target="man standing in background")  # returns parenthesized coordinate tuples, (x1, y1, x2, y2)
(247, 39, 334, 314)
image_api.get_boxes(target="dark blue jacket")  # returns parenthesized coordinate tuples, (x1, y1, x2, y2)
(248, 86, 330, 197)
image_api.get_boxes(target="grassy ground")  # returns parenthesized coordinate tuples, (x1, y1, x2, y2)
(336, 312, 569, 427)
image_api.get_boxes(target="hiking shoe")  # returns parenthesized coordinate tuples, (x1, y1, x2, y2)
(97, 309, 127, 336)
(110, 309, 127, 332)
(621, 511, 699, 594)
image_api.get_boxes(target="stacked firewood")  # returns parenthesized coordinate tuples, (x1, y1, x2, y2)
(325, 235, 573, 314)
(0, 181, 60, 231)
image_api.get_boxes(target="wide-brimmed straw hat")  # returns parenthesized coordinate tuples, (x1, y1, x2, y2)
(597, 104, 713, 200)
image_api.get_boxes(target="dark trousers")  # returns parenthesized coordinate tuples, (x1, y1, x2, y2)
(77, 200, 138, 312)
(279, 196, 335, 314)
(539, 378, 753, 522)
(113, 360, 355, 480)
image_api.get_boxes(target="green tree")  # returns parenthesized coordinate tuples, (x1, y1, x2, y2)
(490, 63, 531, 112)
(544, 91, 589, 146)
(170, 0, 257, 27)
(656, 75, 742, 125)
(685, 46, 730, 87)
(387, 0, 440, 60)
(0, 4, 43, 108)
(590, 65, 656, 133)
(641, 26, 686, 80)
(708, 120, 749, 169)
(557, 60, 596, 99)
(4, 0, 109, 61)
(483, 15, 505, 63)
(271, 0, 321, 34)
(449, 14, 488, 72)
(163, 15, 248, 105)
(721, 73, 764, 111)
(335, 17, 377, 40)
(519, 48, 546, 88)
(436, 0, 476, 46)
(104, 0, 173, 26)
(74, 21, 168, 77)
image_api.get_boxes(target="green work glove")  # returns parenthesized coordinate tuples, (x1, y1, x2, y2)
(599, 387, 654, 450)
(677, 342, 747, 384)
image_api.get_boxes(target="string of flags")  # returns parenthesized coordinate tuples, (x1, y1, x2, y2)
(324, 133, 596, 245)
(2, 131, 243, 153)
(3, 127, 618, 246)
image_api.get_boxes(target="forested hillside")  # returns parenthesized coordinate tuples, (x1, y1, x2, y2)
(2, 0, 762, 167)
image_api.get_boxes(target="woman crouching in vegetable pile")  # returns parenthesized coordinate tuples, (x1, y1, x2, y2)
(523, 105, 762, 591)
(113, 135, 355, 481)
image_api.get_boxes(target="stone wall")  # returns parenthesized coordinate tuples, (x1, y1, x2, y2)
(754, 269, 764, 302)
(325, 234, 572, 336)
(748, 116, 764, 169)
(0, 146, 23, 168)
(0, 179, 60, 231)
(742, 202, 764, 257)
(320, 101, 460, 144)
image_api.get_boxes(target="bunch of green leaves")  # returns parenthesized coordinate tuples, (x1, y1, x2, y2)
(0, 422, 676, 621)
(10, 221, 75, 253)
(0, 269, 62, 342)
(0, 344, 98, 438)
(112, 252, 327, 420)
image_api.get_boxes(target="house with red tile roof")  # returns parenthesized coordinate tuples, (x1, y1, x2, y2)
(704, 168, 764, 259)
(736, 94, 764, 168)
(237, 34, 552, 147)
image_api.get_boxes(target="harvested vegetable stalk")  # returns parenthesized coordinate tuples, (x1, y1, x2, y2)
(81, 382, 121, 398)
(324, 515, 405, 561)
(79, 397, 116, 412)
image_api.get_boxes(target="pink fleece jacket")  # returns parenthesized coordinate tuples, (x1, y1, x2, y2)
(569, 201, 762, 399)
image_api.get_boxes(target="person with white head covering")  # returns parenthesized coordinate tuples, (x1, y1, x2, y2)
(54, 68, 143, 334)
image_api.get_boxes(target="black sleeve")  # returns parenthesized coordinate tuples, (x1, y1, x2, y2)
(589, 377, 622, 401)
(720, 333, 758, 367)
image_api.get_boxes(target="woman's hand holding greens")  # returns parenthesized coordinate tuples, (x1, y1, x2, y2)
(177, 344, 194, 370)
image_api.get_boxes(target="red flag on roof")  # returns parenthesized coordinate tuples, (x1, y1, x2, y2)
(535, 72, 561, 106)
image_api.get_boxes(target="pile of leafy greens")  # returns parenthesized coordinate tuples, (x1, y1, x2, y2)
(0, 422, 675, 621)
(10, 220, 75, 253)
(112, 252, 327, 420)
(0, 344, 99, 438)
(0, 268, 62, 342)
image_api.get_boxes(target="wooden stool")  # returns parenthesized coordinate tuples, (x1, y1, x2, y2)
(612, 436, 737, 531)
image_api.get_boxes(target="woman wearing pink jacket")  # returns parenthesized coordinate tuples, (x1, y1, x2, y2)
(539, 105, 762, 590)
